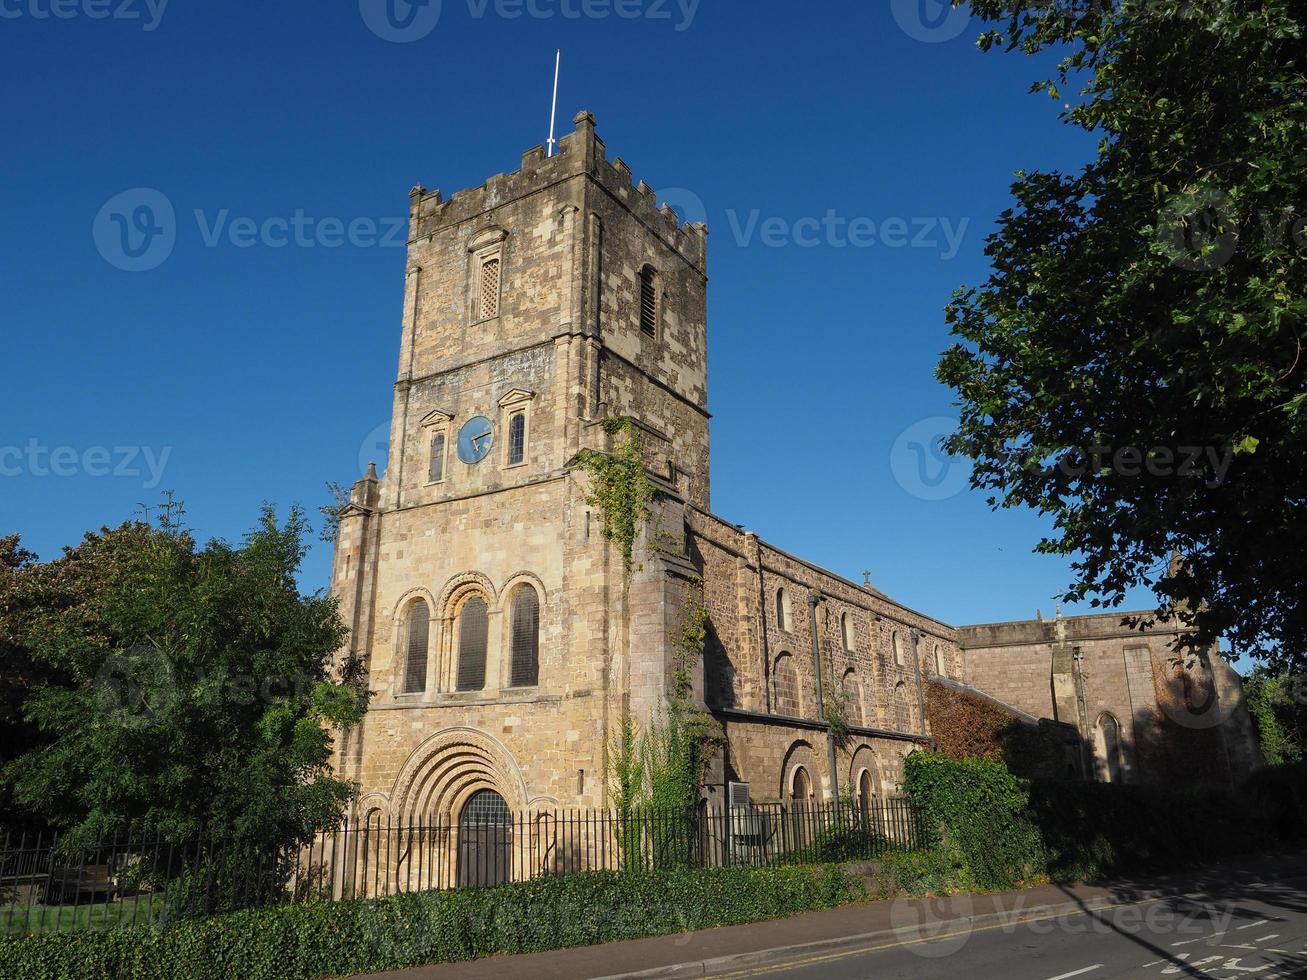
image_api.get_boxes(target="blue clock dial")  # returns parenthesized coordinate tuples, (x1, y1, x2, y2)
(457, 416, 495, 464)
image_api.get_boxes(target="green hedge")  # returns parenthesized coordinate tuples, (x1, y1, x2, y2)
(0, 864, 864, 980)
(904, 752, 1306, 890)
(903, 752, 1045, 890)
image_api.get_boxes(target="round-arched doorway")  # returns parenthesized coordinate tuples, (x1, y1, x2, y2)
(457, 789, 512, 887)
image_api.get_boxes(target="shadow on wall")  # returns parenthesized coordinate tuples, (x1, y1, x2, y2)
(925, 676, 1259, 789)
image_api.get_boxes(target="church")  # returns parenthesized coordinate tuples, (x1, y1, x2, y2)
(328, 112, 1260, 838)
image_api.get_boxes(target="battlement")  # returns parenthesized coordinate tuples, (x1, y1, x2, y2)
(407, 111, 708, 271)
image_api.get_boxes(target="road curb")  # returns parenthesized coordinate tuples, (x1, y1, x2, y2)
(590, 894, 1129, 980)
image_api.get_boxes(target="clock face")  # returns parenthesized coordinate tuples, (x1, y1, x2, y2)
(457, 416, 495, 464)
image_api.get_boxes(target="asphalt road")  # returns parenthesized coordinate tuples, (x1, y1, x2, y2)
(705, 874, 1307, 980)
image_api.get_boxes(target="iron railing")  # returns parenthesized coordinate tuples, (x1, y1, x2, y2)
(1, 798, 922, 937)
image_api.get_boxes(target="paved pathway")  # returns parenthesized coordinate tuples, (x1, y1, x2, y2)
(354, 852, 1307, 980)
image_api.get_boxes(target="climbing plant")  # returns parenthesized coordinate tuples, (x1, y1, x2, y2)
(609, 582, 719, 868)
(574, 417, 656, 573)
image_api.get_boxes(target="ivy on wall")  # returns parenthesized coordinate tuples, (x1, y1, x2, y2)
(574, 418, 656, 573)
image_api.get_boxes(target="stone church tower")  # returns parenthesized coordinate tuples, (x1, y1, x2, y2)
(331, 112, 712, 820)
(330, 112, 1260, 839)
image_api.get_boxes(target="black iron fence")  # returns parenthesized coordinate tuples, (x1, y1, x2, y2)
(1, 798, 922, 938)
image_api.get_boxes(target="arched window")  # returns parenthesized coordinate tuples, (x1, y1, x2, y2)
(402, 601, 430, 694)
(509, 586, 540, 687)
(639, 265, 658, 337)
(456, 595, 490, 691)
(776, 588, 790, 632)
(892, 631, 905, 667)
(507, 412, 526, 466)
(1095, 713, 1125, 783)
(934, 644, 946, 676)
(790, 765, 811, 804)
(840, 612, 853, 651)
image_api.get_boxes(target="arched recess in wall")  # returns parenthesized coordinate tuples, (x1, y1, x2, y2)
(893, 680, 912, 731)
(840, 612, 854, 652)
(933, 643, 946, 677)
(848, 743, 882, 818)
(772, 652, 801, 717)
(499, 573, 545, 689)
(389, 588, 438, 697)
(780, 739, 821, 805)
(390, 727, 529, 823)
(841, 668, 865, 726)
(1094, 712, 1126, 783)
(776, 587, 792, 632)
(891, 631, 905, 667)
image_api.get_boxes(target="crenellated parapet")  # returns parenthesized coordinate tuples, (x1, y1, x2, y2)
(405, 111, 707, 273)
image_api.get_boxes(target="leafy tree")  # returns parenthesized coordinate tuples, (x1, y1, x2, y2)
(1, 500, 368, 867)
(937, 0, 1307, 664)
(1243, 668, 1306, 765)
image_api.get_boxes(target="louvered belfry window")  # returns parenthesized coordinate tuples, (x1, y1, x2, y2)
(507, 413, 526, 466)
(403, 602, 430, 694)
(509, 587, 540, 687)
(457, 595, 489, 691)
(480, 257, 501, 319)
(639, 265, 657, 337)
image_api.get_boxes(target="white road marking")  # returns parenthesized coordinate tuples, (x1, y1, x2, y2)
(1255, 935, 1281, 942)
(1238, 920, 1271, 930)
(1044, 967, 1103, 980)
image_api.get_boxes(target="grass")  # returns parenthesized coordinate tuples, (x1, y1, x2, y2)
(1, 895, 165, 937)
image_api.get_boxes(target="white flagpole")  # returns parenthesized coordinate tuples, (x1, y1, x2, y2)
(546, 49, 561, 157)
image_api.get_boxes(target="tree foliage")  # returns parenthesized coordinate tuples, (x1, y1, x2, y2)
(0, 500, 368, 855)
(937, 0, 1307, 663)
(1243, 668, 1306, 765)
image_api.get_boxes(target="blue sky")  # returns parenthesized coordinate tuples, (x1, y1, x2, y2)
(0, 0, 1145, 626)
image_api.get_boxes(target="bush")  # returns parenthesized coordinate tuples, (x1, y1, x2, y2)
(1026, 780, 1250, 881)
(875, 850, 968, 896)
(902, 752, 1045, 890)
(904, 753, 1305, 890)
(0, 864, 865, 980)
(1242, 762, 1307, 848)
